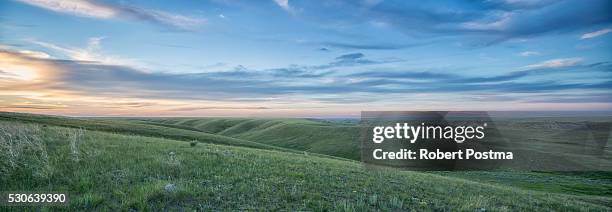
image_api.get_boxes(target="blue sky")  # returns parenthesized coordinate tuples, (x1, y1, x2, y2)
(0, 0, 611, 117)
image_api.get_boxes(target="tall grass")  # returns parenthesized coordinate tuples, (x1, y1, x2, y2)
(69, 128, 85, 161)
(0, 122, 49, 178)
(0, 122, 89, 179)
(0, 118, 610, 210)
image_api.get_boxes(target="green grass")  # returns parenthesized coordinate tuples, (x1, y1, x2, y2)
(1, 112, 612, 210)
(132, 117, 361, 160)
(439, 171, 612, 197)
(2, 123, 610, 210)
(130, 117, 612, 196)
(0, 112, 331, 158)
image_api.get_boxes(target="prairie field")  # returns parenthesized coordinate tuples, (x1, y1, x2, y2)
(0, 112, 611, 211)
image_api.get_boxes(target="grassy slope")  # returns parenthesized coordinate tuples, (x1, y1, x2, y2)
(2, 124, 610, 211)
(134, 117, 612, 197)
(0, 112, 333, 158)
(2, 112, 611, 205)
(134, 118, 361, 160)
(438, 171, 612, 197)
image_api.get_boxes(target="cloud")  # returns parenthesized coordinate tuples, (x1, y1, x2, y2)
(482, 0, 559, 11)
(1, 48, 611, 113)
(461, 12, 513, 31)
(350, 68, 533, 84)
(335, 53, 364, 60)
(526, 93, 612, 103)
(0, 105, 61, 110)
(350, 70, 457, 80)
(268, 67, 333, 78)
(330, 52, 381, 66)
(524, 58, 583, 69)
(117, 5, 205, 31)
(16, 0, 116, 18)
(16, 50, 51, 59)
(169, 106, 270, 112)
(518, 51, 540, 57)
(273, 0, 292, 13)
(320, 41, 423, 50)
(15, 0, 205, 30)
(296, 0, 611, 44)
(454, 1, 612, 44)
(30, 38, 139, 67)
(580, 28, 612, 39)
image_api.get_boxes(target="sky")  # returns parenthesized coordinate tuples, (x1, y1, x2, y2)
(0, 0, 611, 117)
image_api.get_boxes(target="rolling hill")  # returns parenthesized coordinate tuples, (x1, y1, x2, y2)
(1, 119, 610, 210)
(1, 112, 611, 210)
(0, 112, 349, 161)
(134, 118, 361, 160)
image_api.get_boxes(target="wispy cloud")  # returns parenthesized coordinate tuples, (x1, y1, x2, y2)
(524, 58, 583, 69)
(16, 0, 117, 18)
(273, 0, 293, 13)
(29, 37, 139, 67)
(462, 12, 512, 31)
(117, 5, 206, 31)
(335, 53, 363, 60)
(15, 0, 205, 30)
(169, 106, 270, 112)
(15, 50, 50, 59)
(518, 51, 540, 57)
(320, 41, 417, 50)
(580, 28, 612, 39)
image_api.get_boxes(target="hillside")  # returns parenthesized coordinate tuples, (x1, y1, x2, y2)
(1, 121, 610, 210)
(124, 117, 612, 197)
(132, 118, 361, 160)
(2, 112, 611, 207)
(0, 112, 346, 160)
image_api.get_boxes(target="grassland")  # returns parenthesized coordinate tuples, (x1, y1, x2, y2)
(134, 117, 361, 160)
(1, 112, 611, 210)
(0, 112, 349, 161)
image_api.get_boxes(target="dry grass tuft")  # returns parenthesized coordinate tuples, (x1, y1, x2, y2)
(0, 122, 49, 177)
(68, 128, 85, 161)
